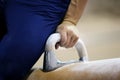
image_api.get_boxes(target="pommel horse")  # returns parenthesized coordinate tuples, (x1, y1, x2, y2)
(27, 33, 120, 80)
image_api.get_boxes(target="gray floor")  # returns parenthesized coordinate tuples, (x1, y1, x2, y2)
(33, 0, 120, 68)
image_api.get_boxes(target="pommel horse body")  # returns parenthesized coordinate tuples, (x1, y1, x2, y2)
(27, 33, 120, 80)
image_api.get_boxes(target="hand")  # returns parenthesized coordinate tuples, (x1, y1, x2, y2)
(56, 21, 79, 49)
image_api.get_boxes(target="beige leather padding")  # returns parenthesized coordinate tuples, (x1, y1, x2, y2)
(27, 58, 120, 80)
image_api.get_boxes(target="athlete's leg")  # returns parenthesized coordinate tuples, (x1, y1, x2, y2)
(0, 1, 57, 80)
(0, 0, 70, 80)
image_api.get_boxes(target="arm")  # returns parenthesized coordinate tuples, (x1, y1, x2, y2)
(63, 0, 87, 25)
(56, 0, 87, 48)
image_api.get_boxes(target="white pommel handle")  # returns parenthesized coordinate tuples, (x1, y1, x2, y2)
(45, 33, 61, 52)
(43, 33, 88, 71)
(45, 33, 88, 61)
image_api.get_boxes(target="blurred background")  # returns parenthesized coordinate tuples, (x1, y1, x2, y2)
(33, 0, 120, 68)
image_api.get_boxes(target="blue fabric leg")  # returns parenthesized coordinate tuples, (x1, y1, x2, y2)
(0, 4, 57, 80)
(0, 0, 70, 80)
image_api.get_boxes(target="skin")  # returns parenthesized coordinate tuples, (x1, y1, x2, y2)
(56, 0, 88, 48)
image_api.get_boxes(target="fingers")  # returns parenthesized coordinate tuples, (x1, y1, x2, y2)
(56, 22, 79, 48)
(58, 30, 79, 48)
(63, 31, 79, 48)
(55, 32, 79, 49)
(60, 30, 67, 47)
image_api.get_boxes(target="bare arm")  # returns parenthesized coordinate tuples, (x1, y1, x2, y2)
(56, 0, 87, 48)
(63, 0, 87, 25)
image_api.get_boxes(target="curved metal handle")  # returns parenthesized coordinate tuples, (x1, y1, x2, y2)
(43, 33, 88, 72)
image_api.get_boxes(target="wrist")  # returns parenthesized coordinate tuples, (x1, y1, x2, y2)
(61, 20, 76, 26)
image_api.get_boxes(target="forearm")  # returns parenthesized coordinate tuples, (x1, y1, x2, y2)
(56, 0, 87, 48)
(63, 0, 87, 25)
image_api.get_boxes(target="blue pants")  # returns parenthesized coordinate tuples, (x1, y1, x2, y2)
(0, 0, 70, 80)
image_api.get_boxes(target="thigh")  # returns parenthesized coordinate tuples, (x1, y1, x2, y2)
(4, 0, 62, 35)
(4, 0, 71, 35)
(0, 0, 70, 79)
(0, 1, 60, 80)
